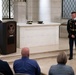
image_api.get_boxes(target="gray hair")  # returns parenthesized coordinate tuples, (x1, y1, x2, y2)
(57, 52, 67, 65)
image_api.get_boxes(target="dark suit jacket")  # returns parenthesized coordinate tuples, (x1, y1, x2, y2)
(0, 60, 13, 75)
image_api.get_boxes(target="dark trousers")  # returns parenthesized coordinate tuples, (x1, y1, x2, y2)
(69, 38, 76, 58)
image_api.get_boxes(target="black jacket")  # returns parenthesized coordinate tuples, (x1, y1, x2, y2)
(0, 60, 13, 75)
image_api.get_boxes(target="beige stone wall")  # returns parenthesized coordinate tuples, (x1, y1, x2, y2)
(51, 0, 68, 23)
(32, 0, 39, 21)
(27, 0, 51, 22)
(3, 0, 68, 23)
(26, 0, 39, 22)
(51, 0, 61, 22)
(15, 0, 68, 23)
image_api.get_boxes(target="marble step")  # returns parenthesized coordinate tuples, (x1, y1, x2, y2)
(1, 49, 76, 64)
(0, 48, 76, 66)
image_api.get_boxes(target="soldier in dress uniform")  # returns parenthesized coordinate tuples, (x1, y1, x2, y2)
(67, 11, 76, 60)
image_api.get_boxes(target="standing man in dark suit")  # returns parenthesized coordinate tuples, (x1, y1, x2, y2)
(67, 11, 76, 60)
(0, 59, 13, 75)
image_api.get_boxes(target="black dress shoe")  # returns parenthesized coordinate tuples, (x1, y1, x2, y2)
(69, 57, 73, 60)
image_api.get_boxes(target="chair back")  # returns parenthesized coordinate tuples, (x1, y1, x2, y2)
(0, 73, 4, 75)
(14, 73, 29, 75)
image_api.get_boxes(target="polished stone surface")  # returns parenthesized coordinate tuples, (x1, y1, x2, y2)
(17, 23, 60, 48)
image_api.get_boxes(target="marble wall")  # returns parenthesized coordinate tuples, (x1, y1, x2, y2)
(26, 0, 51, 22)
(14, 0, 67, 23)
(38, 0, 51, 22)
(14, 2, 26, 23)
(0, 0, 2, 20)
(26, 0, 39, 21)
(51, 0, 61, 22)
(26, 0, 62, 23)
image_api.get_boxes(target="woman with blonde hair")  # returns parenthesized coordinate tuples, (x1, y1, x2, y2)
(48, 51, 75, 75)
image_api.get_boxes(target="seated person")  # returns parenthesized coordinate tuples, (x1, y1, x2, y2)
(0, 59, 13, 75)
(48, 51, 75, 75)
(13, 47, 41, 75)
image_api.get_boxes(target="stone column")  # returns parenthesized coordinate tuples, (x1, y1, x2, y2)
(0, 0, 2, 21)
(27, 0, 33, 21)
(14, 1, 26, 23)
(39, 0, 51, 23)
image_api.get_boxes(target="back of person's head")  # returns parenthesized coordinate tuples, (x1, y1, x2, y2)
(57, 51, 67, 65)
(21, 47, 29, 57)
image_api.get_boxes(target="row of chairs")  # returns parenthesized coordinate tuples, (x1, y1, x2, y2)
(0, 73, 29, 75)
(0, 73, 45, 75)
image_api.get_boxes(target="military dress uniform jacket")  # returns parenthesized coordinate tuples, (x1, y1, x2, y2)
(67, 19, 76, 38)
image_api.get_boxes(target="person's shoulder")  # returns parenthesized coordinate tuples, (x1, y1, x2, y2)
(50, 65, 57, 68)
(14, 59, 21, 63)
(0, 59, 4, 62)
(68, 19, 72, 22)
(0, 59, 7, 63)
(65, 65, 73, 69)
(29, 59, 36, 62)
(29, 59, 38, 63)
(0, 60, 9, 66)
(67, 19, 73, 24)
(49, 65, 57, 71)
(61, 65, 73, 71)
(51, 64, 57, 67)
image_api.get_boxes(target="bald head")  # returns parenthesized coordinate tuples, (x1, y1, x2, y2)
(21, 47, 29, 57)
